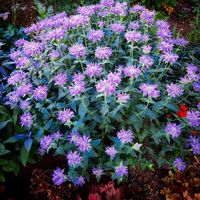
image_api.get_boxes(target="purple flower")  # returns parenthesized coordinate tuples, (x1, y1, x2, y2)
(67, 151, 82, 167)
(142, 45, 152, 54)
(197, 102, 200, 110)
(69, 82, 85, 96)
(193, 82, 200, 92)
(139, 83, 160, 98)
(15, 39, 26, 47)
(105, 146, 117, 159)
(123, 65, 141, 78)
(16, 57, 30, 69)
(186, 111, 200, 127)
(85, 63, 102, 77)
(75, 176, 85, 186)
(125, 31, 142, 42)
(23, 41, 44, 57)
(100, 0, 114, 7)
(175, 38, 188, 46)
(191, 139, 200, 155)
(77, 5, 97, 16)
(51, 131, 63, 140)
(54, 72, 67, 86)
(49, 50, 60, 60)
(72, 73, 84, 84)
(110, 23, 125, 33)
(128, 21, 140, 30)
(115, 164, 128, 177)
(163, 53, 179, 64)
(166, 83, 183, 98)
(75, 135, 91, 152)
(52, 168, 65, 185)
(95, 46, 112, 60)
(107, 72, 121, 86)
(6, 92, 19, 105)
(96, 80, 116, 96)
(33, 85, 48, 101)
(173, 158, 186, 171)
(130, 5, 145, 13)
(165, 123, 181, 138)
(67, 131, 80, 143)
(16, 83, 32, 97)
(7, 71, 26, 85)
(117, 93, 130, 103)
(58, 108, 74, 124)
(40, 135, 53, 152)
(98, 21, 105, 28)
(88, 30, 104, 43)
(69, 44, 86, 58)
(139, 55, 154, 67)
(20, 112, 33, 128)
(68, 15, 89, 28)
(117, 129, 134, 144)
(159, 41, 173, 53)
(110, 2, 128, 16)
(20, 101, 30, 110)
(140, 10, 155, 24)
(93, 168, 103, 178)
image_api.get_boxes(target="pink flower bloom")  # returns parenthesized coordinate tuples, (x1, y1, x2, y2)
(20, 112, 33, 128)
(85, 63, 102, 77)
(69, 44, 86, 58)
(96, 80, 116, 96)
(54, 72, 67, 86)
(33, 85, 48, 100)
(95, 46, 112, 60)
(117, 93, 130, 103)
(58, 108, 74, 124)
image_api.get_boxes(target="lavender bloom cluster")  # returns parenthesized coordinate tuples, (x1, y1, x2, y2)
(4, 0, 199, 186)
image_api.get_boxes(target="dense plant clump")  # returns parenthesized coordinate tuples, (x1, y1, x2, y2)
(4, 0, 200, 186)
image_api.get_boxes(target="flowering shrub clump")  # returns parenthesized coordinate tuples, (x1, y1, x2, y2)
(4, 0, 200, 186)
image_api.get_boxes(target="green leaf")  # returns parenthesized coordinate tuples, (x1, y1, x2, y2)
(165, 103, 179, 112)
(0, 143, 10, 156)
(20, 146, 29, 166)
(0, 120, 11, 129)
(0, 171, 5, 182)
(78, 103, 87, 119)
(24, 138, 33, 152)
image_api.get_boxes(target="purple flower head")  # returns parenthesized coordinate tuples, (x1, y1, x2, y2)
(191, 139, 200, 155)
(51, 131, 63, 140)
(105, 146, 117, 160)
(115, 164, 128, 177)
(125, 31, 142, 42)
(33, 85, 48, 101)
(107, 72, 121, 86)
(75, 176, 85, 186)
(40, 135, 53, 152)
(77, 5, 97, 16)
(10, 50, 21, 62)
(139, 83, 160, 98)
(16, 57, 30, 69)
(86, 63, 102, 77)
(159, 41, 173, 53)
(73, 73, 84, 84)
(163, 53, 179, 64)
(110, 23, 125, 33)
(110, 2, 128, 16)
(100, 0, 114, 7)
(20, 101, 30, 110)
(69, 44, 86, 58)
(165, 123, 181, 138)
(67, 131, 80, 144)
(58, 108, 74, 124)
(6, 92, 19, 105)
(16, 83, 32, 97)
(187, 64, 198, 74)
(173, 158, 186, 171)
(49, 50, 60, 60)
(23, 41, 44, 57)
(93, 168, 103, 178)
(68, 15, 89, 28)
(117, 93, 130, 103)
(95, 46, 112, 60)
(88, 30, 104, 43)
(54, 72, 67, 86)
(96, 80, 116, 96)
(69, 82, 85, 96)
(67, 151, 82, 167)
(175, 38, 188, 46)
(0, 12, 9, 20)
(128, 21, 140, 30)
(139, 55, 154, 67)
(117, 129, 134, 144)
(52, 168, 65, 186)
(98, 21, 105, 28)
(15, 39, 26, 47)
(123, 65, 141, 78)
(140, 10, 155, 24)
(142, 45, 152, 54)
(75, 135, 91, 152)
(156, 20, 170, 29)
(197, 102, 200, 110)
(186, 111, 200, 127)
(130, 5, 145, 13)
(193, 82, 200, 92)
(7, 71, 26, 85)
(20, 112, 33, 128)
(166, 83, 183, 98)
(142, 34, 150, 42)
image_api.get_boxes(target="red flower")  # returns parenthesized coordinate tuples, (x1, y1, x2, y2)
(191, 130, 198, 136)
(179, 104, 188, 111)
(176, 111, 187, 118)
